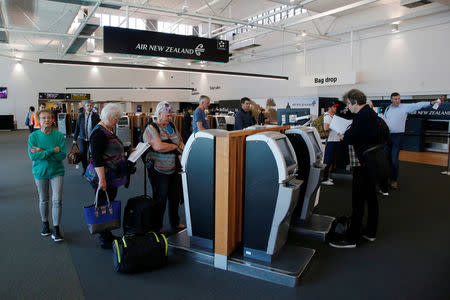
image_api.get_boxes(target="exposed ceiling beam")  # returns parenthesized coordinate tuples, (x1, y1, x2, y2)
(61, 1, 101, 57)
(0, 27, 103, 40)
(284, 0, 379, 28)
(95, 0, 301, 35)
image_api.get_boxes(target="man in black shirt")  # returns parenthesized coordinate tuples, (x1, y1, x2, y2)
(234, 97, 256, 130)
(329, 89, 379, 248)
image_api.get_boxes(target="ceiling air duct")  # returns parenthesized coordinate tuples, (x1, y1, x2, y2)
(400, 0, 434, 8)
(230, 38, 261, 52)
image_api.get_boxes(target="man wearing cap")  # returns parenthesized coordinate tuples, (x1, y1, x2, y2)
(322, 101, 340, 185)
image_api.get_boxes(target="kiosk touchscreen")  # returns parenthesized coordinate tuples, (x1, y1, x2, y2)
(243, 132, 302, 262)
(213, 116, 227, 130)
(181, 129, 227, 249)
(116, 116, 131, 144)
(285, 126, 335, 240)
(57, 113, 67, 136)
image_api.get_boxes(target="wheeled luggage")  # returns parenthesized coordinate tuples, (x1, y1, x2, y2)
(123, 195, 161, 235)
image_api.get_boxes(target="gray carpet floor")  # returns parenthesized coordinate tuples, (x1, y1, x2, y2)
(1, 130, 449, 300)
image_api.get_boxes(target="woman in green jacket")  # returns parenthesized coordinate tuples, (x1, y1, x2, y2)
(28, 109, 67, 242)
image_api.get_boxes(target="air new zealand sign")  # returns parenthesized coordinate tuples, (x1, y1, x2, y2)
(103, 26, 229, 63)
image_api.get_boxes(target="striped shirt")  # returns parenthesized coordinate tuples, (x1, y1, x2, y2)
(143, 123, 181, 175)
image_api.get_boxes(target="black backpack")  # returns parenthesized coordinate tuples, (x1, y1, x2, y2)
(376, 116, 390, 145)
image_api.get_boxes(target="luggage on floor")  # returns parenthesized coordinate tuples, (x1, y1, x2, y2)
(113, 232, 168, 273)
(328, 216, 351, 242)
(123, 195, 161, 235)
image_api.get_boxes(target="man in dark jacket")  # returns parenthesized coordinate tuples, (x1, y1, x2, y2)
(73, 101, 100, 173)
(234, 97, 256, 130)
(182, 107, 192, 144)
(329, 89, 379, 249)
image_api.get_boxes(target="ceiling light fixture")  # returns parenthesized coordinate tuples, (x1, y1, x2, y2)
(39, 59, 289, 80)
(65, 87, 195, 91)
(108, 56, 112, 60)
(301, 30, 307, 37)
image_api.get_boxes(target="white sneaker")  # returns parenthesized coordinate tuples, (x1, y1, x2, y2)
(379, 190, 389, 196)
(321, 179, 334, 186)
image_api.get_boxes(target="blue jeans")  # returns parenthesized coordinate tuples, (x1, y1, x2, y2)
(323, 141, 341, 180)
(385, 133, 404, 181)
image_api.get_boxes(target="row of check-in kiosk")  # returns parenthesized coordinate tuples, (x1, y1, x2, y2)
(171, 125, 334, 286)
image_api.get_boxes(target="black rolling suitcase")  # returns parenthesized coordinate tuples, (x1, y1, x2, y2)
(123, 155, 161, 235)
(113, 232, 168, 273)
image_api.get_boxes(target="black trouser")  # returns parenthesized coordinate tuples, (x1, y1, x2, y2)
(78, 140, 90, 173)
(149, 168, 180, 229)
(93, 186, 118, 244)
(348, 166, 378, 242)
(28, 125, 34, 133)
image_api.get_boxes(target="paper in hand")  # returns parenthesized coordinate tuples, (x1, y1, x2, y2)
(329, 115, 353, 134)
(128, 142, 150, 163)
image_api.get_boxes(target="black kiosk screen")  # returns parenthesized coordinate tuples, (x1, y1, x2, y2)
(276, 138, 296, 168)
(307, 132, 321, 155)
(118, 117, 128, 125)
(217, 117, 226, 125)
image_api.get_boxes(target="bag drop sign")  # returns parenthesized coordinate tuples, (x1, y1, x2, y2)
(300, 72, 356, 87)
(104, 26, 229, 63)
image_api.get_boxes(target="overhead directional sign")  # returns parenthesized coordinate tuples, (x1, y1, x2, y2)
(103, 26, 229, 63)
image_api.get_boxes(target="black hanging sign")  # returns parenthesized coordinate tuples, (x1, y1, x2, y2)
(39, 93, 67, 100)
(65, 93, 91, 100)
(103, 26, 229, 63)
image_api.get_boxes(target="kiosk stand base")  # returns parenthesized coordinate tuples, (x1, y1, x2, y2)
(168, 229, 315, 287)
(291, 214, 335, 241)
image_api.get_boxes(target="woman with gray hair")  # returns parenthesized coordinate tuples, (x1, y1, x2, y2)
(85, 103, 128, 249)
(143, 101, 186, 232)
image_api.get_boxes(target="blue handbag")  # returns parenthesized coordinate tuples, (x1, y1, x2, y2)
(84, 188, 121, 234)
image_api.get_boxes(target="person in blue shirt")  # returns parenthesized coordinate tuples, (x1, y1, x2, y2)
(192, 95, 210, 133)
(382, 92, 439, 188)
(234, 97, 256, 130)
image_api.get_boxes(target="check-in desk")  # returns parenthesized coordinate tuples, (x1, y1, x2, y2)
(181, 129, 227, 249)
(285, 126, 335, 241)
(243, 132, 302, 262)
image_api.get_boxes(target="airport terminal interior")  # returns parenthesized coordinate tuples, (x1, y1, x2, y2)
(0, 0, 449, 299)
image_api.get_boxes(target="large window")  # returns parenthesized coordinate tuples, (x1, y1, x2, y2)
(94, 13, 148, 31)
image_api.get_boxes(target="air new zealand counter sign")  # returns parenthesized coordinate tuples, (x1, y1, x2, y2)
(103, 26, 229, 63)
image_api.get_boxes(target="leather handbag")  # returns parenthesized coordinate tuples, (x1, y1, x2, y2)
(84, 188, 121, 234)
(67, 143, 82, 165)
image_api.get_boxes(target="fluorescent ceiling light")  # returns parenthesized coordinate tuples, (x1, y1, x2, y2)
(39, 59, 289, 80)
(65, 87, 194, 90)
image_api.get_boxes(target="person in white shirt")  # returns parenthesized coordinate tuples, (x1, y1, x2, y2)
(322, 102, 340, 185)
(382, 92, 439, 188)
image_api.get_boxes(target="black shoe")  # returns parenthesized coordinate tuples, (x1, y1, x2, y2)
(51, 226, 64, 242)
(41, 222, 51, 236)
(329, 238, 356, 249)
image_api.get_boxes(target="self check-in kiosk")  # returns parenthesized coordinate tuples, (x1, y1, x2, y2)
(181, 129, 227, 249)
(57, 113, 67, 136)
(285, 126, 335, 240)
(243, 132, 302, 262)
(213, 116, 227, 130)
(116, 116, 131, 144)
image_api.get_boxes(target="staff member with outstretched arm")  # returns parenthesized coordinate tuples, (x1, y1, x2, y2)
(382, 92, 439, 188)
